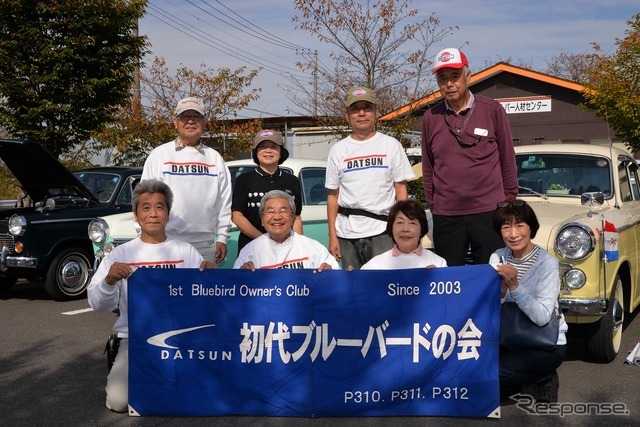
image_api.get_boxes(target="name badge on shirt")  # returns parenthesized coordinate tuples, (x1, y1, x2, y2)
(474, 128, 488, 137)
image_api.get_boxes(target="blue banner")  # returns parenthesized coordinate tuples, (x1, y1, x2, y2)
(128, 265, 501, 417)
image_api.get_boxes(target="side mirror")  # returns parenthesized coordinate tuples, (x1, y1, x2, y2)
(581, 191, 604, 218)
(43, 198, 56, 211)
(580, 192, 604, 206)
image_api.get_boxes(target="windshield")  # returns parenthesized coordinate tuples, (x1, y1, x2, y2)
(74, 172, 121, 202)
(516, 153, 612, 197)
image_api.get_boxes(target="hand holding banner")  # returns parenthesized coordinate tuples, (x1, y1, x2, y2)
(128, 265, 501, 417)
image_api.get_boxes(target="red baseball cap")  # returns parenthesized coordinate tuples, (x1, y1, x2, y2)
(433, 48, 469, 73)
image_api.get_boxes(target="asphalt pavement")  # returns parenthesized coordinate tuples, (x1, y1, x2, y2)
(1, 280, 638, 427)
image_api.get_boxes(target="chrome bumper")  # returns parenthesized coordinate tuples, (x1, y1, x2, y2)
(1, 245, 37, 270)
(560, 297, 608, 316)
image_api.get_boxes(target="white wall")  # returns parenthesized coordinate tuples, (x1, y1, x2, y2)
(289, 127, 342, 160)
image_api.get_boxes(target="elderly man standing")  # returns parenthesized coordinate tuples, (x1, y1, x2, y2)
(88, 179, 215, 413)
(142, 97, 232, 264)
(234, 190, 339, 271)
(421, 48, 518, 266)
(325, 86, 415, 269)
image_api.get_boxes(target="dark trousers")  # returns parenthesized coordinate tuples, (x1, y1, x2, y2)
(338, 233, 393, 270)
(499, 344, 567, 387)
(432, 211, 503, 266)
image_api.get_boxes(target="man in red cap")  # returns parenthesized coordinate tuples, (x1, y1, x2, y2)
(421, 48, 518, 266)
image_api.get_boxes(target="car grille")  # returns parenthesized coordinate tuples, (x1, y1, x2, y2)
(0, 219, 14, 253)
(0, 233, 14, 253)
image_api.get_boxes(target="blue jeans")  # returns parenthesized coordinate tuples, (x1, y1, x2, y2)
(338, 233, 393, 270)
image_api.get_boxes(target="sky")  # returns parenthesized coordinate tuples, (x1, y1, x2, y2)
(138, 0, 638, 118)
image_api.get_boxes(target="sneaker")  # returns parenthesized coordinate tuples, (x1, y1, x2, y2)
(533, 373, 559, 403)
(500, 385, 521, 405)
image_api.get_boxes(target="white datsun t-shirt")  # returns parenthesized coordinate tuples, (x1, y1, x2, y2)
(87, 238, 204, 338)
(142, 141, 232, 244)
(234, 232, 340, 270)
(325, 132, 415, 238)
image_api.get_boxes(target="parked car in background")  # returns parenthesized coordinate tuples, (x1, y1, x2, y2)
(405, 146, 422, 166)
(0, 139, 141, 300)
(88, 158, 329, 269)
(515, 144, 640, 362)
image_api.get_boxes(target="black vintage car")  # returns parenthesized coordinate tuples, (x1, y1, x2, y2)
(0, 139, 141, 300)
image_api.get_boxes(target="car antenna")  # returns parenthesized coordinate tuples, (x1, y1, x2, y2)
(605, 112, 620, 210)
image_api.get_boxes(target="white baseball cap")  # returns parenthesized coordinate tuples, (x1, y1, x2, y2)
(175, 97, 205, 116)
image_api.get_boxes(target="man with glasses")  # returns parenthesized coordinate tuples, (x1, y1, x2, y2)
(325, 86, 415, 270)
(421, 48, 518, 266)
(142, 96, 232, 264)
(234, 190, 339, 270)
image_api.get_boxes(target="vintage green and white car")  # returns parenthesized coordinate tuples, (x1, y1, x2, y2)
(515, 144, 640, 362)
(88, 158, 329, 269)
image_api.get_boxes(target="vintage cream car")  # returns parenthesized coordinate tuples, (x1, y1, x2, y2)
(515, 144, 640, 362)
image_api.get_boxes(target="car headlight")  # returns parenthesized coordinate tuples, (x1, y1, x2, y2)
(103, 242, 116, 254)
(88, 218, 109, 244)
(555, 223, 595, 260)
(8, 215, 26, 236)
(564, 269, 586, 289)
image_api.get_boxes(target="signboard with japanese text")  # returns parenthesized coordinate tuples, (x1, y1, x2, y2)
(498, 95, 552, 114)
(128, 265, 501, 418)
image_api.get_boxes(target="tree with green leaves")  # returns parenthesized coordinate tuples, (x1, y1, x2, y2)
(0, 0, 148, 159)
(92, 57, 263, 165)
(583, 13, 640, 150)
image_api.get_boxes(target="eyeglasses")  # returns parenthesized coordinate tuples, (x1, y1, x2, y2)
(443, 102, 483, 147)
(177, 113, 204, 122)
(497, 200, 526, 208)
(263, 207, 292, 217)
(444, 114, 482, 147)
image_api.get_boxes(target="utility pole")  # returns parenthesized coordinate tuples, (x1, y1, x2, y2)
(133, 21, 141, 102)
(296, 49, 318, 116)
(313, 50, 318, 116)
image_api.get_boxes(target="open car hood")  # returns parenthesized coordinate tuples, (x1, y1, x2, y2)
(0, 139, 97, 203)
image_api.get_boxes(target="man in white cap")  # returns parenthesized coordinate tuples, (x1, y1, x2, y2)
(142, 96, 232, 264)
(325, 86, 415, 269)
(231, 129, 303, 254)
(421, 48, 518, 266)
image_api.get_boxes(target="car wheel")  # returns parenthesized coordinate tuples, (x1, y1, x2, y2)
(44, 247, 92, 300)
(586, 275, 624, 363)
(0, 277, 18, 292)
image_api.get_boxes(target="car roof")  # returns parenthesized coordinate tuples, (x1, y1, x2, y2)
(514, 144, 629, 157)
(74, 166, 143, 175)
